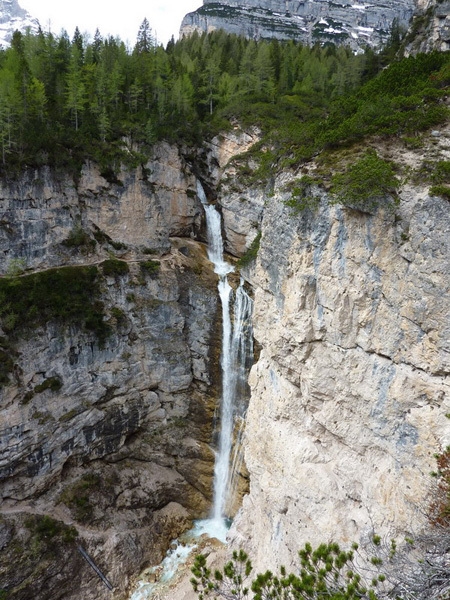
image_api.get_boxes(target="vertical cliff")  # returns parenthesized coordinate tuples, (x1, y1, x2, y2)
(1, 116, 449, 598)
(180, 0, 415, 50)
(225, 134, 450, 573)
(0, 139, 255, 599)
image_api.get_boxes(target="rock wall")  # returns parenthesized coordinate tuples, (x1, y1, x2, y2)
(2, 117, 450, 598)
(180, 0, 415, 51)
(0, 142, 202, 274)
(227, 162, 450, 573)
(403, 0, 450, 54)
(0, 137, 257, 600)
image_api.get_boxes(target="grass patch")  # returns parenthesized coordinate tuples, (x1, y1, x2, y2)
(430, 184, 450, 200)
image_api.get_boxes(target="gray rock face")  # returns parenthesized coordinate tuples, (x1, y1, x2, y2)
(404, 0, 450, 54)
(0, 143, 203, 275)
(180, 0, 416, 50)
(0, 133, 261, 599)
(227, 152, 450, 574)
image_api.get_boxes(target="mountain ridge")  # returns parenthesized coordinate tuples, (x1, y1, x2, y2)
(180, 0, 416, 49)
(0, 0, 36, 46)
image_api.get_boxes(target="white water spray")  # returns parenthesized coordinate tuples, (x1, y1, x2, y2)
(129, 183, 254, 599)
(197, 180, 253, 527)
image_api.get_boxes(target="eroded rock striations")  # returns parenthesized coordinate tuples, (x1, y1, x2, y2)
(226, 139, 450, 573)
(0, 137, 256, 600)
(180, 0, 416, 51)
(1, 118, 450, 598)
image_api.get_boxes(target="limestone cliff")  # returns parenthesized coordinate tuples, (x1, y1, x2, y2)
(180, 0, 415, 51)
(1, 117, 450, 599)
(225, 132, 450, 573)
(403, 0, 450, 54)
(0, 137, 255, 600)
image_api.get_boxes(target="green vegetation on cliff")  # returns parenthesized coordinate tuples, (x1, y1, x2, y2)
(0, 265, 109, 341)
(0, 23, 448, 177)
(0, 265, 109, 387)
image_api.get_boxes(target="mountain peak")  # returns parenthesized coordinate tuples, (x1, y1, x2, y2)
(0, 0, 37, 47)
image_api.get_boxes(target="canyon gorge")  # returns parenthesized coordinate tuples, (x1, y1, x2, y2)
(0, 122, 449, 598)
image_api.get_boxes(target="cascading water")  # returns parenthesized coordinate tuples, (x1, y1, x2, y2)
(129, 182, 253, 599)
(197, 180, 253, 530)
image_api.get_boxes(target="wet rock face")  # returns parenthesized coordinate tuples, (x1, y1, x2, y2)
(0, 137, 234, 598)
(0, 128, 264, 598)
(180, 0, 416, 51)
(229, 175, 450, 573)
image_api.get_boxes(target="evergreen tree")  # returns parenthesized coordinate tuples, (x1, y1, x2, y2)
(134, 18, 154, 54)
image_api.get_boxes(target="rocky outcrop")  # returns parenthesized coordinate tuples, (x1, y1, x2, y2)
(180, 0, 416, 51)
(0, 136, 260, 599)
(0, 142, 203, 275)
(227, 141, 450, 573)
(403, 0, 450, 54)
(0, 247, 220, 598)
(2, 113, 450, 598)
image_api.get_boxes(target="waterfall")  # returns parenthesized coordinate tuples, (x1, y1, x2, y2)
(197, 180, 253, 527)
(128, 183, 254, 598)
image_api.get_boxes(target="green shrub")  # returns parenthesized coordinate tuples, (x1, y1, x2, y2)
(431, 161, 450, 184)
(93, 228, 127, 250)
(24, 515, 78, 544)
(331, 150, 400, 211)
(237, 232, 261, 269)
(21, 376, 63, 404)
(283, 175, 321, 213)
(109, 240, 127, 250)
(110, 306, 127, 324)
(59, 473, 101, 523)
(140, 260, 160, 277)
(0, 266, 110, 345)
(34, 376, 63, 394)
(62, 226, 96, 252)
(191, 542, 385, 600)
(101, 258, 129, 277)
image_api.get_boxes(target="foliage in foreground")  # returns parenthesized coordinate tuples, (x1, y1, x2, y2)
(191, 542, 386, 600)
(192, 537, 450, 600)
(192, 448, 450, 600)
